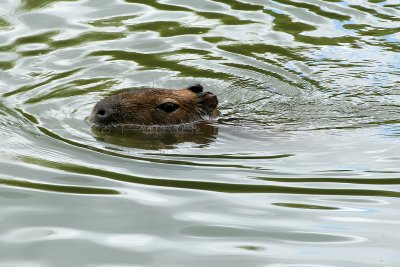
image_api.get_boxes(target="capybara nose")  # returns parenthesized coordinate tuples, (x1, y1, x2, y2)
(96, 107, 109, 118)
(93, 102, 113, 121)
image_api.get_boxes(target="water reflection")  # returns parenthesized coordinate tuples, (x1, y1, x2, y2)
(92, 122, 219, 150)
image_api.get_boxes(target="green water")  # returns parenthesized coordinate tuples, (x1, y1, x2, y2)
(1, 0, 400, 266)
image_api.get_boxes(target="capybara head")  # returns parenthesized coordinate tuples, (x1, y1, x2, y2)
(88, 84, 219, 127)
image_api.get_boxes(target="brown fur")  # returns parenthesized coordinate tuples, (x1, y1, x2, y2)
(88, 84, 219, 126)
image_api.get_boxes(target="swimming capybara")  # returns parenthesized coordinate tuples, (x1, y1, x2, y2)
(88, 84, 219, 127)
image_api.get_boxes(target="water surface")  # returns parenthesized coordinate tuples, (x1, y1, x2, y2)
(1, 0, 400, 266)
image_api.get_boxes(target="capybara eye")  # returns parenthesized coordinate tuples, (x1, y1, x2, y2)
(157, 102, 180, 113)
(97, 109, 106, 116)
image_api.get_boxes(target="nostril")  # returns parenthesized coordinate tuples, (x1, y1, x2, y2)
(90, 102, 115, 125)
(96, 109, 110, 118)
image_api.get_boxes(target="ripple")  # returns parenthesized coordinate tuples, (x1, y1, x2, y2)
(0, 177, 120, 195)
(272, 202, 339, 210)
(2, 227, 73, 243)
(283, 231, 364, 244)
(104, 234, 161, 250)
(181, 226, 363, 244)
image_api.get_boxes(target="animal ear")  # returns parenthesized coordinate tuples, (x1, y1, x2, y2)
(187, 84, 203, 94)
(196, 92, 218, 113)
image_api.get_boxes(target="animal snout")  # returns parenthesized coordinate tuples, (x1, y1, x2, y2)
(91, 102, 114, 123)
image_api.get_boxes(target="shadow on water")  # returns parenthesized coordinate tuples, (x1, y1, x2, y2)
(91, 122, 219, 150)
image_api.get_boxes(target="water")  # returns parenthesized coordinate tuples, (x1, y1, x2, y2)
(1, 0, 400, 266)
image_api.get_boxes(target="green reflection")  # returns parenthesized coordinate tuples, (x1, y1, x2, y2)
(15, 108, 39, 124)
(202, 37, 233, 44)
(128, 21, 209, 37)
(146, 153, 294, 160)
(263, 177, 400, 185)
(19, 0, 78, 11)
(19, 156, 400, 198)
(4, 68, 82, 97)
(198, 12, 256, 25)
(273, 202, 338, 210)
(211, 0, 264, 11)
(0, 61, 14, 71)
(52, 32, 126, 49)
(296, 35, 357, 45)
(358, 27, 400, 37)
(0, 177, 119, 195)
(87, 15, 139, 28)
(265, 10, 317, 36)
(237, 245, 266, 251)
(272, 0, 351, 21)
(0, 102, 31, 126)
(218, 43, 303, 61)
(89, 50, 231, 79)
(0, 31, 126, 60)
(0, 18, 11, 28)
(124, 0, 190, 11)
(0, 31, 58, 53)
(264, 8, 358, 45)
(25, 78, 117, 104)
(16, 31, 58, 46)
(349, 5, 400, 21)
(343, 23, 369, 30)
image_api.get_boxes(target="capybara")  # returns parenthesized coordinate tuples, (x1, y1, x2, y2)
(88, 84, 219, 127)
